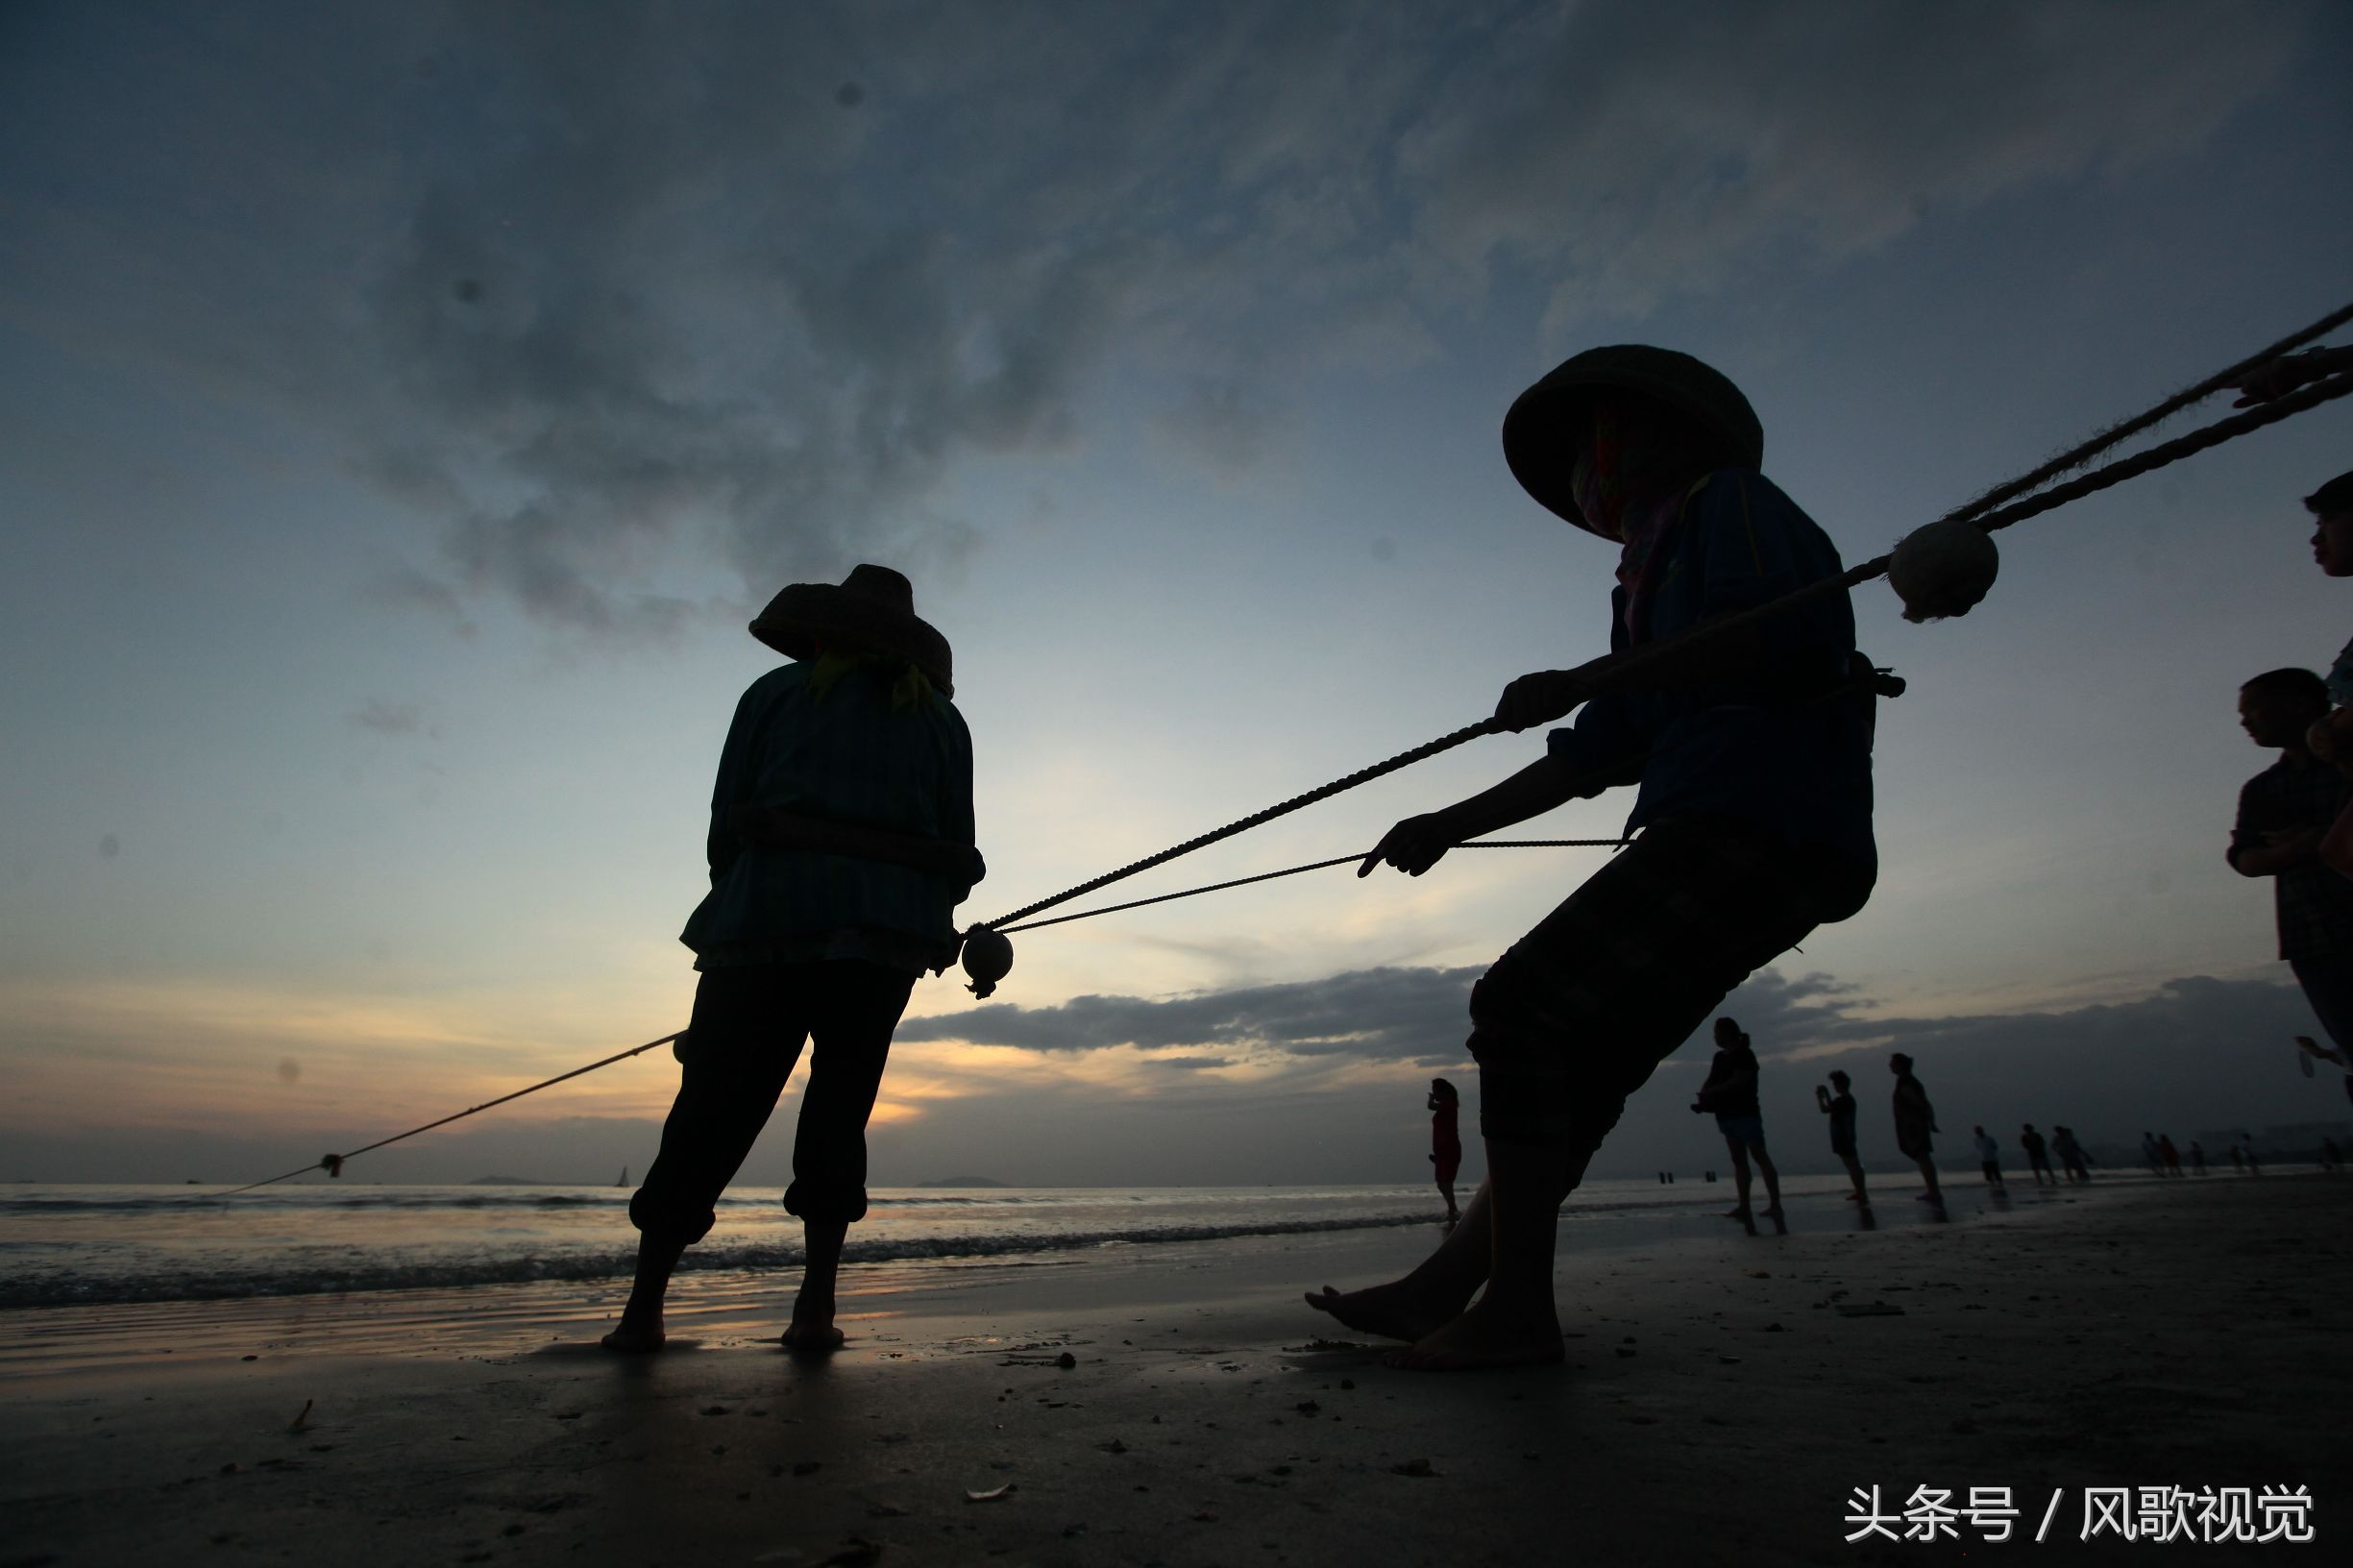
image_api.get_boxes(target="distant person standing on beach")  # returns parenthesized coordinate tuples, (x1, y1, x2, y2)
(2157, 1134, 2183, 1176)
(1691, 1018, 1784, 1233)
(1817, 1070, 1869, 1205)
(605, 566, 980, 1355)
(1311, 346, 1877, 1369)
(2229, 667, 2353, 1108)
(2188, 1139, 2207, 1175)
(1891, 1054, 1942, 1210)
(1972, 1126, 2006, 1189)
(2020, 1123, 2054, 1187)
(2141, 1131, 2164, 1175)
(1429, 1078, 1464, 1227)
(2052, 1125, 2092, 1183)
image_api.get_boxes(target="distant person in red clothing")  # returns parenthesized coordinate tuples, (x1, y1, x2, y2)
(1428, 1079, 1464, 1227)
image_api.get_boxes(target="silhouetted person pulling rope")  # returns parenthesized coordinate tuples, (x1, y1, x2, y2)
(1308, 345, 1880, 1370)
(606, 565, 981, 1355)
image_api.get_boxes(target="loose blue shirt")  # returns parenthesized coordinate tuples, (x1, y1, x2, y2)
(1545, 469, 1876, 916)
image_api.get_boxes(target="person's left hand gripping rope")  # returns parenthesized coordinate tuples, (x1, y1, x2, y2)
(1492, 668, 1592, 732)
(1360, 670, 1595, 879)
(1359, 813, 1457, 879)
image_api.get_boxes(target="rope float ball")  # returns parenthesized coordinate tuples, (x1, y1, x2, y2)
(1887, 518, 2000, 624)
(961, 925, 1016, 998)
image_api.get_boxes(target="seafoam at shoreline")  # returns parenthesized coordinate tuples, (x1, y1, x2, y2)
(0, 1169, 2108, 1312)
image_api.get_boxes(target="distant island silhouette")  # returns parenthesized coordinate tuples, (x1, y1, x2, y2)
(919, 1176, 1008, 1188)
(466, 1175, 551, 1187)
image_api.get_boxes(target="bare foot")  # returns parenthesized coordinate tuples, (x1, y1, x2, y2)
(601, 1318, 665, 1354)
(782, 1285, 843, 1354)
(1384, 1298, 1565, 1372)
(780, 1320, 845, 1354)
(1303, 1282, 1459, 1343)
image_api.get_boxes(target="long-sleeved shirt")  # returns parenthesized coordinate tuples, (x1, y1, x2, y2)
(680, 659, 978, 974)
(1544, 469, 1876, 919)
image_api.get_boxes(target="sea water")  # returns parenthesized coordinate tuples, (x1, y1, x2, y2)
(0, 1175, 1905, 1311)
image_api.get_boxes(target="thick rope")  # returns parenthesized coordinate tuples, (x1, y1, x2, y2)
(993, 660, 1906, 935)
(977, 358, 2351, 936)
(1933, 301, 2353, 529)
(976, 719, 1504, 929)
(1971, 368, 2352, 535)
(995, 839, 1630, 935)
(204, 1030, 683, 1196)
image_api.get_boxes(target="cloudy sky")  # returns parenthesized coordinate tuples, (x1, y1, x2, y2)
(4, 0, 2350, 1189)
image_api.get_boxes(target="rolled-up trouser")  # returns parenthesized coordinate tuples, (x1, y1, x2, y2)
(629, 959, 915, 1242)
(1468, 814, 1851, 1188)
(2289, 954, 2353, 1108)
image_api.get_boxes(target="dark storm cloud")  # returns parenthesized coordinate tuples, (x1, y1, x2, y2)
(1782, 973, 2327, 1093)
(903, 962, 1857, 1065)
(1399, 2, 2309, 321)
(3, 3, 2310, 640)
(889, 960, 2343, 1177)
(896, 965, 1485, 1062)
(904, 960, 2339, 1136)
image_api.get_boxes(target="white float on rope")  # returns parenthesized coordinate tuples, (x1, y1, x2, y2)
(1887, 517, 1999, 624)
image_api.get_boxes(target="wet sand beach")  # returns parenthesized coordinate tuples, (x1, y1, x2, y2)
(5, 1174, 2344, 1566)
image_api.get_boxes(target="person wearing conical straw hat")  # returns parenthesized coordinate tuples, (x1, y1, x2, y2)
(604, 565, 980, 1354)
(1309, 346, 1878, 1369)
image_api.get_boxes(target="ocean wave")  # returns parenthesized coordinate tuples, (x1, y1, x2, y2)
(0, 1211, 1433, 1310)
(0, 1192, 625, 1214)
(0, 1189, 1082, 1215)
